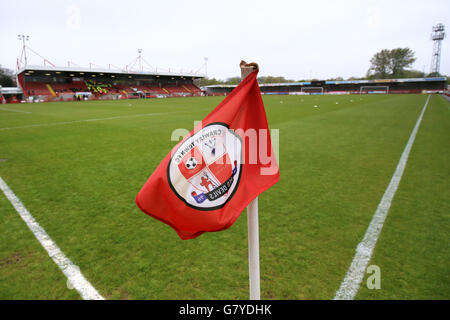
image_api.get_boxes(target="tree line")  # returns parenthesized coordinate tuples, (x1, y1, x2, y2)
(0, 67, 15, 87)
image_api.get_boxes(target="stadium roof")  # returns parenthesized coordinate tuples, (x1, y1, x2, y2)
(17, 65, 205, 79)
(203, 77, 447, 88)
(0, 86, 23, 95)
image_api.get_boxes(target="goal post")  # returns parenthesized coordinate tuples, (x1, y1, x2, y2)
(360, 86, 389, 94)
(301, 87, 324, 95)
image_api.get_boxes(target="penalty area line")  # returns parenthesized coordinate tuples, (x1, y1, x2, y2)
(0, 176, 105, 300)
(334, 95, 431, 300)
(0, 107, 32, 114)
(0, 112, 168, 131)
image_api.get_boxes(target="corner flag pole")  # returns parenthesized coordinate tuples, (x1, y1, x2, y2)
(240, 61, 261, 300)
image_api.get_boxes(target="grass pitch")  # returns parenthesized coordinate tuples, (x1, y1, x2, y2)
(0, 94, 448, 299)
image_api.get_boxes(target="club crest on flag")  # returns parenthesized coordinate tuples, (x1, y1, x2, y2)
(167, 122, 242, 210)
(136, 67, 279, 240)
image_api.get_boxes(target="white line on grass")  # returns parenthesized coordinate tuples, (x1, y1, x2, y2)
(0, 176, 105, 300)
(334, 95, 431, 300)
(0, 112, 168, 131)
(0, 107, 32, 114)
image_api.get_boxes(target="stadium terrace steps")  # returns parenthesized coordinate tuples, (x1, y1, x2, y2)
(182, 85, 192, 93)
(45, 84, 56, 97)
(24, 82, 91, 97)
(184, 83, 202, 93)
(164, 85, 197, 94)
(50, 83, 89, 95)
(23, 82, 52, 96)
(19, 81, 201, 100)
(147, 87, 167, 94)
(57, 83, 87, 90)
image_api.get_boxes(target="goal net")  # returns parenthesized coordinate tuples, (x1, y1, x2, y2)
(360, 86, 389, 94)
(301, 87, 324, 95)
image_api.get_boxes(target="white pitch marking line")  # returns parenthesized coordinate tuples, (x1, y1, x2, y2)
(0, 176, 105, 300)
(0, 112, 168, 131)
(0, 107, 32, 114)
(334, 95, 431, 300)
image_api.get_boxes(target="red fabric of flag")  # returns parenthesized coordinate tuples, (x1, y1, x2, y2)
(135, 70, 279, 239)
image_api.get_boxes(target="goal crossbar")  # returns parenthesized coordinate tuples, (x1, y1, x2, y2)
(301, 87, 324, 94)
(360, 86, 389, 94)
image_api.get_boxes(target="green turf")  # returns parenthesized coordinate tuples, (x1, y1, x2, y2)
(0, 94, 448, 299)
(357, 95, 450, 299)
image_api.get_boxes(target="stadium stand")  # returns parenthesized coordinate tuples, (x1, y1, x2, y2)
(24, 82, 52, 96)
(184, 83, 202, 93)
(147, 86, 168, 95)
(204, 78, 448, 96)
(5, 64, 447, 104)
(12, 65, 204, 102)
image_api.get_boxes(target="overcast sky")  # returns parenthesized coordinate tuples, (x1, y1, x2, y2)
(1, 0, 449, 80)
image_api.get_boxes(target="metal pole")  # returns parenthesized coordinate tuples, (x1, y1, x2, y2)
(240, 62, 260, 300)
(247, 197, 260, 300)
(18, 35, 29, 67)
(23, 37, 27, 66)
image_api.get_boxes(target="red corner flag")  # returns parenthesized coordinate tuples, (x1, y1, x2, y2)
(136, 70, 279, 239)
